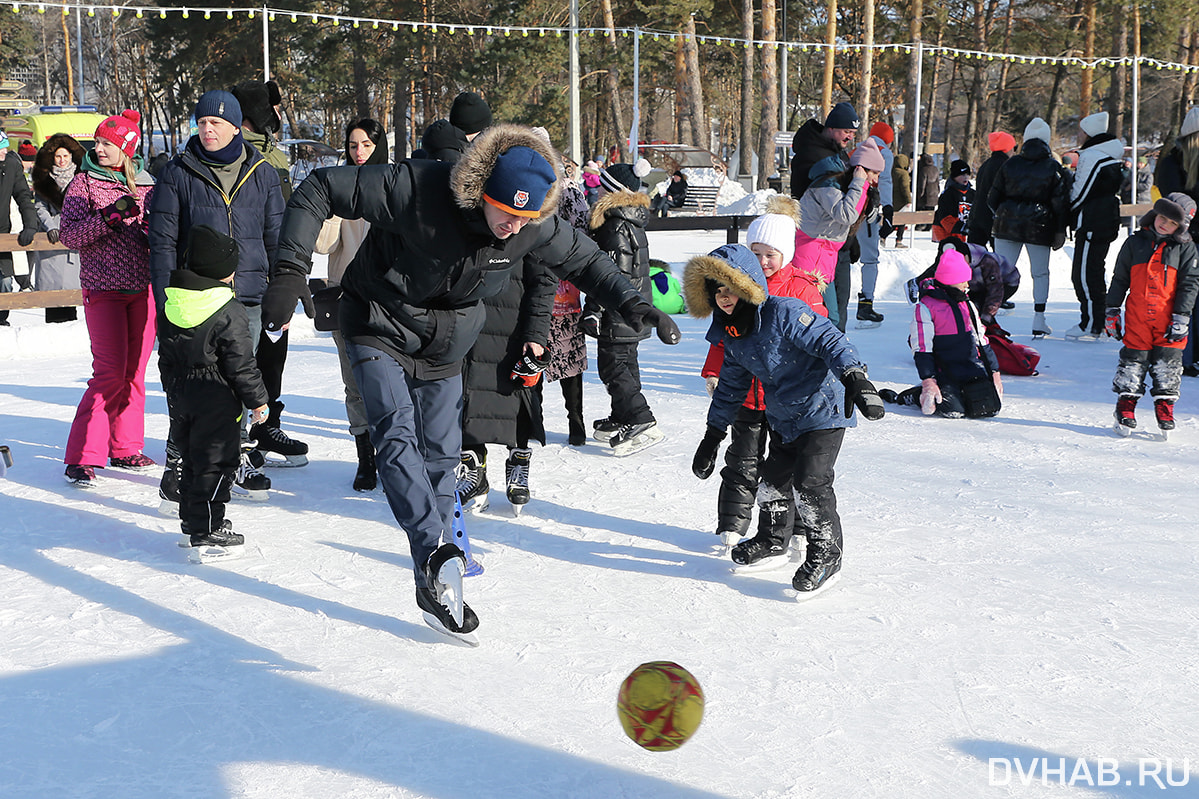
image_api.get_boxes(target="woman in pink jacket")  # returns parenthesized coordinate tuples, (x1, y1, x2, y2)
(60, 110, 157, 486)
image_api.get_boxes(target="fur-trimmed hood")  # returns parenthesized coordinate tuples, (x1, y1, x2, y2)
(450, 122, 563, 222)
(589, 188, 650, 230)
(683, 243, 767, 318)
(31, 133, 85, 209)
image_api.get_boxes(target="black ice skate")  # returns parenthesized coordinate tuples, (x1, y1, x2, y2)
(231, 445, 271, 501)
(456, 451, 490, 512)
(505, 447, 532, 515)
(855, 293, 884, 329)
(417, 543, 480, 646)
(178, 520, 246, 563)
(158, 458, 181, 516)
(609, 420, 665, 457)
(592, 416, 623, 443)
(250, 402, 309, 467)
(791, 540, 842, 597)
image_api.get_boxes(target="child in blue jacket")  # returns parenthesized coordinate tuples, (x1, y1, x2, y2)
(685, 244, 885, 595)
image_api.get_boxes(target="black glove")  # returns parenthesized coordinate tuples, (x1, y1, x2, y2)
(691, 425, 726, 479)
(510, 350, 551, 387)
(261, 270, 315, 332)
(621, 299, 682, 345)
(580, 307, 601, 338)
(1166, 313, 1190, 343)
(842, 367, 885, 421)
(46, 228, 60, 244)
(17, 228, 37, 247)
(878, 205, 894, 240)
(100, 195, 138, 228)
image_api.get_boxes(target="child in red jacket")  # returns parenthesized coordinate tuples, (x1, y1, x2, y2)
(699, 209, 827, 550)
(1106, 193, 1199, 436)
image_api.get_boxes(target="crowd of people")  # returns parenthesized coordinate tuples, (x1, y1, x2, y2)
(5, 87, 1199, 639)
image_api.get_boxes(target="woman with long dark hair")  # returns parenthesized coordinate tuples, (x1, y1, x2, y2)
(30, 133, 85, 323)
(314, 118, 389, 491)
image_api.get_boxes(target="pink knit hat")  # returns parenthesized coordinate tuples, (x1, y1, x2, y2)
(935, 249, 973, 285)
(850, 139, 886, 172)
(95, 110, 142, 158)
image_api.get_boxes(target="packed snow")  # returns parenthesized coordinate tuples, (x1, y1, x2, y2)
(2, 226, 1197, 798)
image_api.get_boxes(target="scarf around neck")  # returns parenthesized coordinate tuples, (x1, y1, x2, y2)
(188, 132, 246, 166)
(51, 163, 76, 192)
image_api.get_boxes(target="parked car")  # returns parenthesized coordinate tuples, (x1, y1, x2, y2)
(1, 106, 109, 153)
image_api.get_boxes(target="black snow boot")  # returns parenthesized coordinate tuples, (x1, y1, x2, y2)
(353, 432, 377, 491)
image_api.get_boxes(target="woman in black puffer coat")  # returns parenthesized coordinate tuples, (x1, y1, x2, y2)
(988, 117, 1071, 337)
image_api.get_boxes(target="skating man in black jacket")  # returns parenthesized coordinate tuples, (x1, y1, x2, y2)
(261, 124, 681, 640)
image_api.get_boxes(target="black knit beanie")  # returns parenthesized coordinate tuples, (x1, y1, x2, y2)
(449, 92, 492, 135)
(186, 225, 239, 281)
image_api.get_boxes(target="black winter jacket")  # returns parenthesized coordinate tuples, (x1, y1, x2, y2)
(790, 119, 846, 199)
(584, 190, 653, 343)
(1069, 133, 1125, 241)
(272, 124, 644, 380)
(157, 270, 269, 410)
(0, 150, 39, 278)
(461, 259, 556, 449)
(968, 151, 1008, 244)
(988, 139, 1071, 248)
(149, 139, 285, 308)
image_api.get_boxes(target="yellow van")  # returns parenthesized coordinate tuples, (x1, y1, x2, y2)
(2, 105, 109, 153)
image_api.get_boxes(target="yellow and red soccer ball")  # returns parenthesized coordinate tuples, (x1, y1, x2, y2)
(616, 661, 704, 751)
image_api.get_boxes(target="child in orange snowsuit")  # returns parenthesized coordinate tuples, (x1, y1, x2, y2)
(1106, 192, 1199, 435)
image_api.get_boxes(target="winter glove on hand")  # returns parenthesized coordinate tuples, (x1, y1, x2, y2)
(1104, 307, 1123, 341)
(261, 270, 314, 333)
(920, 377, 942, 416)
(580, 308, 602, 338)
(705, 376, 719, 397)
(841, 368, 885, 420)
(46, 228, 60, 244)
(1165, 313, 1190, 343)
(16, 228, 37, 247)
(878, 205, 895, 240)
(691, 425, 726, 480)
(621, 299, 682, 344)
(510, 350, 551, 387)
(100, 195, 138, 228)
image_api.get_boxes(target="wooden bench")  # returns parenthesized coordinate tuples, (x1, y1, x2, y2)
(0, 233, 79, 310)
(673, 184, 723, 216)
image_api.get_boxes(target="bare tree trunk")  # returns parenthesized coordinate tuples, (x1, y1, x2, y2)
(1107, 2, 1127, 138)
(62, 12, 75, 105)
(353, 50, 370, 120)
(986, 1, 1014, 135)
(963, 0, 988, 167)
(675, 41, 687, 144)
(922, 27, 945, 146)
(941, 57, 958, 157)
(903, 0, 922, 156)
(1047, 0, 1084, 139)
(822, 0, 837, 115)
(1180, 26, 1199, 129)
(683, 15, 708, 148)
(601, 0, 628, 161)
(758, 0, 779, 188)
(739, 0, 754, 177)
(393, 77, 409, 160)
(858, 0, 875, 131)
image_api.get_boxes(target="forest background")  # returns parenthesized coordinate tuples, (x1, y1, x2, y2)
(1, 0, 1197, 184)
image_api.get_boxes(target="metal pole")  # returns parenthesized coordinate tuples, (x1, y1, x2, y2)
(263, 6, 270, 81)
(76, 9, 84, 105)
(631, 28, 640, 160)
(912, 41, 923, 174)
(1131, 57, 1139, 202)
(569, 0, 581, 165)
